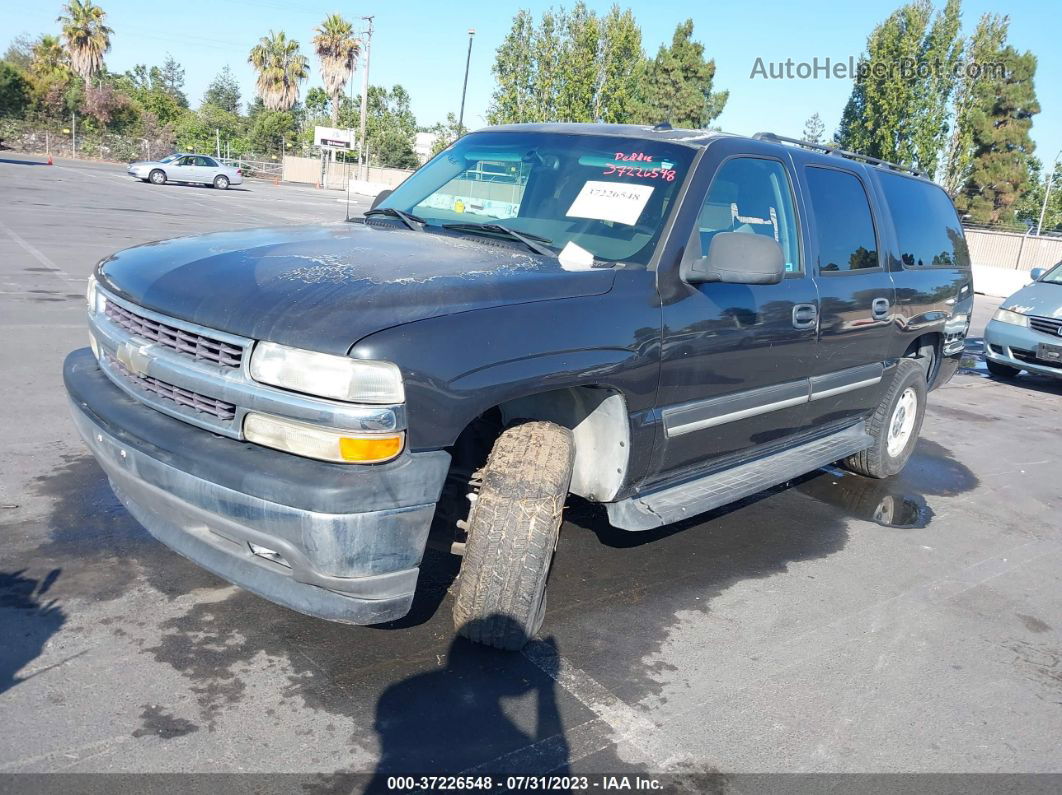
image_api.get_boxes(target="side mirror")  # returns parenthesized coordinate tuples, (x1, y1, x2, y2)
(685, 232, 785, 286)
(370, 189, 393, 211)
(1030, 267, 1045, 281)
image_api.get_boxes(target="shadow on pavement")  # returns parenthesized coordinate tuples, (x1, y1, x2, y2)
(0, 568, 65, 694)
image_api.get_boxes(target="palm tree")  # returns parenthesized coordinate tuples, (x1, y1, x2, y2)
(57, 0, 113, 82)
(248, 31, 309, 112)
(31, 35, 69, 78)
(312, 14, 360, 125)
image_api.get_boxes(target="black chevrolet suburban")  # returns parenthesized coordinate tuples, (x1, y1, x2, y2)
(65, 123, 973, 649)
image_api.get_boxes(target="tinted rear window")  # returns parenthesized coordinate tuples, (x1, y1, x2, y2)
(805, 167, 879, 273)
(879, 172, 970, 268)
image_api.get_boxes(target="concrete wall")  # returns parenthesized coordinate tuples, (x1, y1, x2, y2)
(964, 228, 1062, 298)
(282, 155, 414, 191)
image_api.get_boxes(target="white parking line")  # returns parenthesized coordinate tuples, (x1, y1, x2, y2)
(0, 220, 82, 287)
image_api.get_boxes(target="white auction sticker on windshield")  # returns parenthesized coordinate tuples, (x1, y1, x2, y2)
(566, 181, 655, 226)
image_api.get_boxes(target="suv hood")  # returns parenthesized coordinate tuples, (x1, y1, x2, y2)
(97, 222, 616, 354)
(1002, 281, 1062, 318)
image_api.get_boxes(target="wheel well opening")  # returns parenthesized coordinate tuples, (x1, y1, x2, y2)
(903, 333, 941, 384)
(443, 386, 631, 507)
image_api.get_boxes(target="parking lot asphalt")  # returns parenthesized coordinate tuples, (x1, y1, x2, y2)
(1, 152, 1060, 781)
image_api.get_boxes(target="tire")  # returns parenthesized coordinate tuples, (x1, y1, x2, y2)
(986, 359, 1020, 378)
(842, 359, 927, 479)
(149, 169, 166, 185)
(213, 174, 229, 190)
(453, 421, 574, 651)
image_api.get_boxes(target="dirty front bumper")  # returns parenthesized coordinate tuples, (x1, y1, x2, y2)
(64, 348, 450, 624)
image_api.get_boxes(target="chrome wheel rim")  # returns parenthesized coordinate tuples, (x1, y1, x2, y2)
(216, 177, 227, 188)
(887, 388, 917, 458)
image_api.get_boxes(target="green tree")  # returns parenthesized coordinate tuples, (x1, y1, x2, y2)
(837, 0, 963, 175)
(636, 19, 727, 128)
(3, 34, 35, 70)
(304, 86, 329, 118)
(363, 84, 418, 168)
(249, 108, 297, 155)
(0, 62, 31, 116)
(248, 31, 309, 111)
(428, 112, 464, 156)
(202, 66, 241, 113)
(940, 14, 1008, 196)
(150, 55, 187, 108)
(802, 112, 826, 143)
(312, 13, 360, 126)
(57, 0, 113, 82)
(596, 6, 643, 123)
(555, 3, 599, 122)
(1015, 159, 1061, 232)
(954, 43, 1040, 225)
(487, 10, 536, 125)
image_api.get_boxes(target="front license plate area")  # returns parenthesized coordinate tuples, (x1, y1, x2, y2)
(1035, 342, 1062, 364)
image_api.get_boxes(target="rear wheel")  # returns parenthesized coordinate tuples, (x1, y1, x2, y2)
(213, 174, 230, 190)
(842, 358, 927, 479)
(986, 359, 1020, 378)
(148, 169, 166, 185)
(452, 421, 573, 651)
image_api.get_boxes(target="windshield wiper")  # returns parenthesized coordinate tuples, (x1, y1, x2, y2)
(363, 207, 426, 231)
(442, 222, 555, 257)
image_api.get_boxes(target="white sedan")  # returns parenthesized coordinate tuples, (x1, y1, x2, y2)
(128, 154, 244, 189)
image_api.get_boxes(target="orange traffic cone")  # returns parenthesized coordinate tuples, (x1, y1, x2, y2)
(47, 155, 53, 165)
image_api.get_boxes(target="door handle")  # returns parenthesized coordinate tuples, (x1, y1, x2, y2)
(872, 297, 890, 320)
(792, 303, 818, 330)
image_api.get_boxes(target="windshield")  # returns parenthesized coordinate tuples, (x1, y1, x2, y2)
(159, 154, 179, 163)
(377, 130, 697, 265)
(1040, 262, 1062, 285)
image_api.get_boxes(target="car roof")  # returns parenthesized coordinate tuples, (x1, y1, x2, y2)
(474, 123, 929, 181)
(480, 122, 729, 148)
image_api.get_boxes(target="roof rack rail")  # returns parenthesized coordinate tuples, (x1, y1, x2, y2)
(752, 132, 926, 178)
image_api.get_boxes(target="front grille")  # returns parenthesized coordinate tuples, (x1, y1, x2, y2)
(1011, 349, 1062, 370)
(1029, 315, 1062, 337)
(105, 300, 244, 368)
(104, 352, 237, 420)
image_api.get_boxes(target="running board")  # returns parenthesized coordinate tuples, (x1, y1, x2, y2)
(606, 422, 873, 531)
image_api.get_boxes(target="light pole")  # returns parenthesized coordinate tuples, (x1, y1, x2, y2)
(358, 15, 374, 182)
(1036, 147, 1061, 235)
(457, 28, 475, 136)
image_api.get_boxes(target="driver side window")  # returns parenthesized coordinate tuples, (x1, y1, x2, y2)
(698, 158, 801, 273)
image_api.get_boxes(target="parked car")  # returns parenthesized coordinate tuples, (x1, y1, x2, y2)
(127, 153, 243, 189)
(67, 124, 973, 650)
(984, 261, 1062, 379)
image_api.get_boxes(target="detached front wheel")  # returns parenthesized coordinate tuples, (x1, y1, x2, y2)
(452, 421, 573, 651)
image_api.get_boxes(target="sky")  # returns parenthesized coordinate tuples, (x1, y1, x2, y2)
(4, 0, 1060, 168)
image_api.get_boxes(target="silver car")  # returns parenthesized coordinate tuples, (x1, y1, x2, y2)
(984, 262, 1062, 379)
(127, 153, 244, 189)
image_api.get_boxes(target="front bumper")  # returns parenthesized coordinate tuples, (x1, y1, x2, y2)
(65, 349, 450, 624)
(984, 319, 1062, 379)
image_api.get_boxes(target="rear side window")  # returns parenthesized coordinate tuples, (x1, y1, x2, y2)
(697, 157, 801, 273)
(878, 172, 970, 268)
(805, 167, 879, 273)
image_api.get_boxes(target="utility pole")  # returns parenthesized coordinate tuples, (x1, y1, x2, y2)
(358, 15, 374, 182)
(1036, 148, 1061, 235)
(458, 28, 476, 136)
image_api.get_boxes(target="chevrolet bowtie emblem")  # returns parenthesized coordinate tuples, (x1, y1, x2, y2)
(116, 342, 151, 377)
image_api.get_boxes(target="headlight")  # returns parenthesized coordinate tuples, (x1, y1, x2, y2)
(249, 341, 404, 404)
(86, 274, 107, 315)
(993, 308, 1028, 327)
(243, 412, 404, 463)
